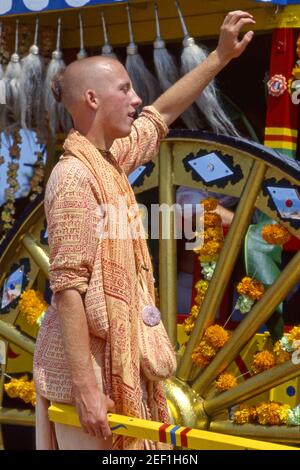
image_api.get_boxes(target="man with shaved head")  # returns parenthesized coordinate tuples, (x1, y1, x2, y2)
(34, 11, 255, 450)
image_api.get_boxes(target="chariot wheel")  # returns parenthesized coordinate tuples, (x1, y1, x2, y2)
(1, 131, 300, 448)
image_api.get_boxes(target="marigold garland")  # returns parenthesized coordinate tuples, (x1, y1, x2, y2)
(19, 289, 48, 326)
(216, 373, 237, 392)
(4, 375, 36, 407)
(251, 350, 276, 375)
(185, 199, 223, 338)
(261, 224, 291, 246)
(233, 401, 299, 426)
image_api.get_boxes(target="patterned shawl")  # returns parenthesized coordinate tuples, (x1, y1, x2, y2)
(60, 126, 170, 449)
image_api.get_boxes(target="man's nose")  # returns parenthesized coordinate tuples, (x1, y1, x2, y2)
(132, 89, 142, 108)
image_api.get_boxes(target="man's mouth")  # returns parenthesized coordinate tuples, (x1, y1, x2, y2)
(128, 111, 138, 120)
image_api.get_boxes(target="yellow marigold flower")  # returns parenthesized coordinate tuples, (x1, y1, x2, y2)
(200, 198, 218, 212)
(262, 224, 291, 245)
(256, 402, 284, 426)
(237, 277, 265, 301)
(216, 373, 237, 392)
(195, 279, 209, 295)
(289, 326, 300, 342)
(195, 294, 205, 307)
(190, 305, 200, 319)
(234, 404, 257, 424)
(252, 350, 276, 375)
(203, 324, 229, 349)
(278, 404, 291, 425)
(183, 316, 195, 335)
(204, 227, 223, 243)
(273, 341, 291, 365)
(4, 379, 22, 398)
(19, 289, 48, 325)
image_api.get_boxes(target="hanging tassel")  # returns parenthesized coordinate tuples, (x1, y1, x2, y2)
(19, 17, 44, 130)
(125, 3, 160, 106)
(4, 20, 22, 123)
(153, 3, 200, 129)
(77, 13, 88, 60)
(175, 0, 238, 136)
(44, 18, 72, 137)
(101, 10, 117, 59)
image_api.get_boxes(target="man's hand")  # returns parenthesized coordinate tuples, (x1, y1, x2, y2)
(216, 11, 255, 64)
(74, 384, 115, 439)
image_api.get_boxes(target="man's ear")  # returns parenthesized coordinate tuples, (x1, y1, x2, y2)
(85, 89, 99, 110)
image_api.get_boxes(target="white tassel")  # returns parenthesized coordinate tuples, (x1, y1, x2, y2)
(101, 11, 117, 59)
(153, 3, 200, 130)
(125, 3, 160, 106)
(77, 14, 88, 60)
(4, 20, 22, 123)
(44, 18, 72, 137)
(19, 17, 44, 129)
(175, 0, 238, 136)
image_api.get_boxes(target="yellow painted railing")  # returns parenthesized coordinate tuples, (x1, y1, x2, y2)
(49, 403, 298, 451)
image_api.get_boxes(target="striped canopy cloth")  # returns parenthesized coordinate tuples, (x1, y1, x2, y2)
(0, 0, 126, 16)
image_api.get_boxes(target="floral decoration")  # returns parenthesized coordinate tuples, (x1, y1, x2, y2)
(192, 324, 229, 368)
(216, 373, 237, 392)
(4, 375, 36, 407)
(235, 277, 265, 314)
(261, 224, 291, 245)
(19, 289, 48, 326)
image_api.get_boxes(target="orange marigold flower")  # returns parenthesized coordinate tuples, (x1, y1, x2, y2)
(183, 316, 195, 335)
(234, 404, 257, 424)
(204, 212, 222, 228)
(252, 350, 276, 375)
(203, 324, 229, 349)
(191, 352, 210, 368)
(216, 373, 237, 392)
(237, 277, 265, 301)
(195, 279, 209, 295)
(200, 198, 218, 212)
(198, 240, 223, 263)
(261, 224, 291, 246)
(256, 402, 285, 426)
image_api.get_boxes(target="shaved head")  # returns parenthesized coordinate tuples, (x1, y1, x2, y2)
(60, 56, 126, 115)
(51, 55, 141, 148)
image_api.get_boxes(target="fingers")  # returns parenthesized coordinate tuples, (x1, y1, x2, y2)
(232, 17, 256, 35)
(236, 30, 255, 54)
(223, 10, 254, 26)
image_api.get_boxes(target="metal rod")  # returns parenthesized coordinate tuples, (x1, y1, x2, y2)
(193, 247, 300, 395)
(0, 407, 35, 427)
(21, 234, 49, 278)
(204, 360, 300, 416)
(176, 160, 266, 382)
(159, 142, 177, 347)
(0, 320, 35, 355)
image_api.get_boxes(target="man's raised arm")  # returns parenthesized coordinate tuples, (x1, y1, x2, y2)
(152, 11, 255, 127)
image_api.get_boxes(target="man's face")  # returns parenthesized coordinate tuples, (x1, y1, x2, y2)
(98, 62, 142, 140)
